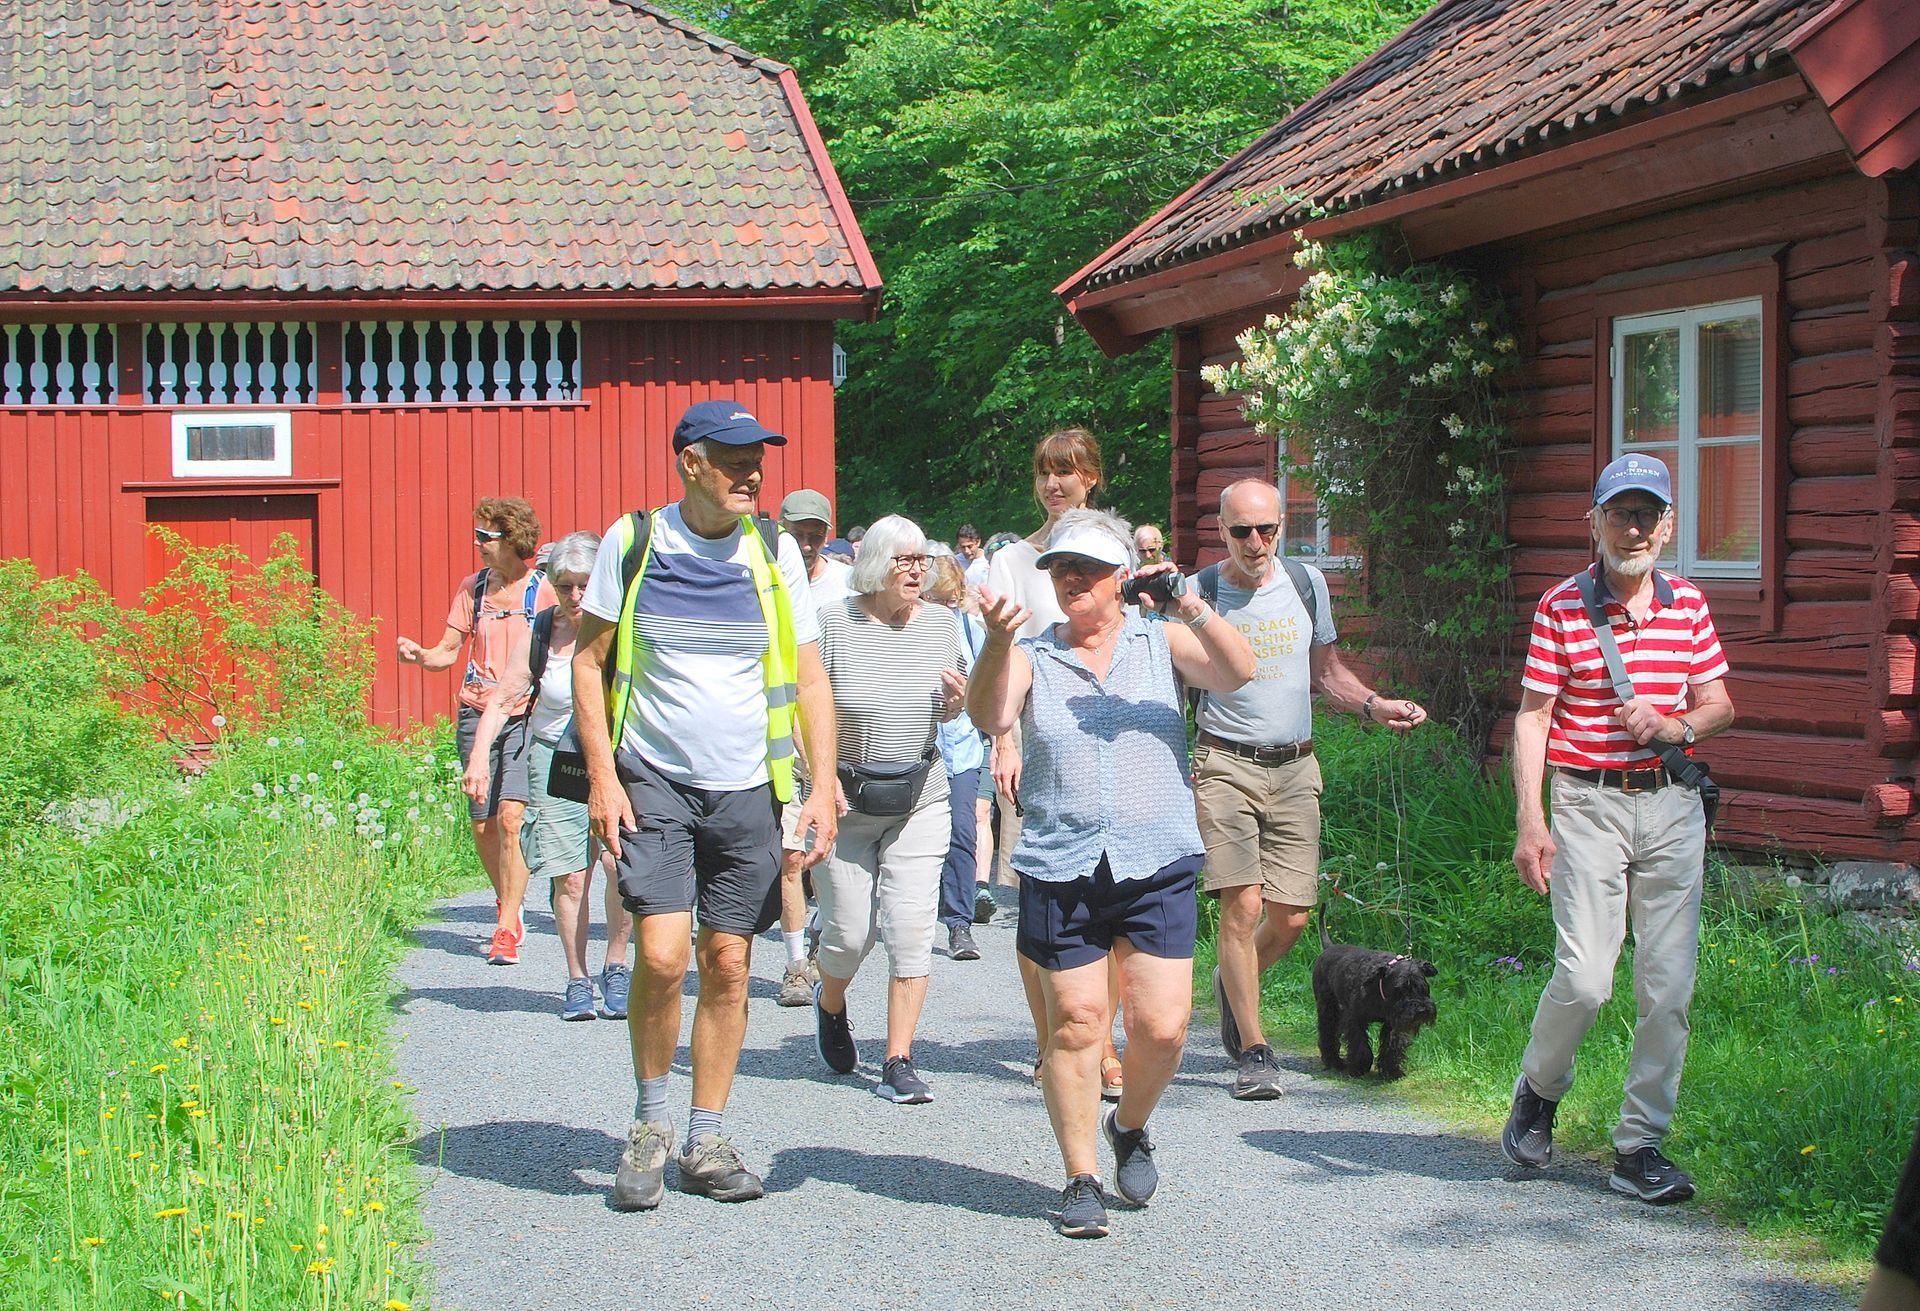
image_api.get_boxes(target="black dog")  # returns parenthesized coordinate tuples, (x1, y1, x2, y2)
(1311, 915, 1438, 1080)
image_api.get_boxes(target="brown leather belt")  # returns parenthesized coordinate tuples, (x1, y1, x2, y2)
(1196, 730, 1313, 766)
(1557, 764, 1670, 793)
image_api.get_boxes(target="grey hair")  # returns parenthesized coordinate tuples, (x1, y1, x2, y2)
(545, 530, 601, 580)
(1048, 507, 1137, 570)
(848, 514, 929, 594)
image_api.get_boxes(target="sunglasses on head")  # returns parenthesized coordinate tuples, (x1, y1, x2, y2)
(474, 527, 506, 544)
(1226, 522, 1280, 541)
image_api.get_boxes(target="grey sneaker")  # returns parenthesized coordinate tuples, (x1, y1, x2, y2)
(948, 924, 981, 961)
(1213, 966, 1243, 1062)
(561, 977, 595, 1022)
(1055, 1173, 1109, 1239)
(877, 1055, 933, 1104)
(1501, 1074, 1559, 1169)
(1232, 1043, 1284, 1100)
(610, 1119, 671, 1211)
(1103, 1108, 1159, 1205)
(973, 885, 997, 924)
(1610, 1145, 1695, 1204)
(776, 961, 814, 1007)
(814, 982, 857, 1074)
(675, 1133, 763, 1202)
(598, 963, 631, 1020)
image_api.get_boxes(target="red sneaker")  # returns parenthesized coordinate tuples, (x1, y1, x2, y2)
(487, 927, 519, 965)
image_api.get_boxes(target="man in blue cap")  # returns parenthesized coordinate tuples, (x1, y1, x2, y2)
(1501, 453, 1735, 1203)
(572, 399, 839, 1210)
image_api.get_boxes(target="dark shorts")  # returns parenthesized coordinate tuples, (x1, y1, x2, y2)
(455, 705, 532, 822)
(610, 748, 783, 937)
(1016, 853, 1202, 971)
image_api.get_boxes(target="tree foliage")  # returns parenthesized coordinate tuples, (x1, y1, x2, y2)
(677, 0, 1427, 537)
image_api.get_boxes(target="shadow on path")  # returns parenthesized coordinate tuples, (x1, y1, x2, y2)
(415, 1120, 622, 1198)
(763, 1144, 1058, 1219)
(395, 985, 566, 1018)
(1242, 1126, 1514, 1184)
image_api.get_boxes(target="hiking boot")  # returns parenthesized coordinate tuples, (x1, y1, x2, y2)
(948, 924, 981, 961)
(675, 1134, 763, 1202)
(561, 977, 595, 1021)
(610, 1119, 671, 1211)
(877, 1055, 933, 1104)
(1055, 1174, 1109, 1239)
(486, 927, 519, 966)
(776, 961, 814, 1007)
(1212, 966, 1242, 1062)
(1233, 1044, 1284, 1100)
(813, 982, 857, 1074)
(1610, 1145, 1696, 1204)
(1501, 1074, 1558, 1169)
(973, 885, 997, 924)
(1103, 1108, 1159, 1205)
(598, 963, 631, 1020)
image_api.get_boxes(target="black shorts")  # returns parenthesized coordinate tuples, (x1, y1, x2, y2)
(610, 748, 783, 937)
(1016, 853, 1202, 971)
(455, 705, 532, 822)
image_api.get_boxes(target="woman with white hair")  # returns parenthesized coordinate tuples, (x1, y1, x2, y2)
(969, 506, 1255, 1238)
(464, 530, 634, 1022)
(810, 514, 968, 1104)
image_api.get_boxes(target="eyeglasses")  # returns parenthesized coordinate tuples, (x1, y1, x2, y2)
(1225, 522, 1280, 541)
(474, 527, 505, 544)
(890, 554, 931, 573)
(1045, 557, 1114, 578)
(1599, 506, 1669, 531)
(552, 580, 589, 595)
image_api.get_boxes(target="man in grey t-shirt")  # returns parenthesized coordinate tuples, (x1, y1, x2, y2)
(1197, 480, 1426, 1100)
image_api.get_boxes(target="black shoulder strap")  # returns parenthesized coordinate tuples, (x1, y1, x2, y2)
(529, 606, 556, 685)
(619, 510, 652, 597)
(752, 510, 781, 563)
(1280, 556, 1318, 634)
(1573, 568, 1715, 794)
(1196, 562, 1221, 608)
(471, 567, 490, 617)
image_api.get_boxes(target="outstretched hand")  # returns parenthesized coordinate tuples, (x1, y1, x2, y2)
(978, 589, 1032, 643)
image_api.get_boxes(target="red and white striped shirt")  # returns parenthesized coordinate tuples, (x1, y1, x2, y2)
(1522, 566, 1729, 771)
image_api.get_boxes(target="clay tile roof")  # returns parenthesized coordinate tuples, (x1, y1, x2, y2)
(0, 0, 879, 297)
(1064, 0, 1831, 296)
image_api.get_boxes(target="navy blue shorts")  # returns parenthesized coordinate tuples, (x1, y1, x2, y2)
(610, 748, 782, 937)
(1016, 853, 1202, 971)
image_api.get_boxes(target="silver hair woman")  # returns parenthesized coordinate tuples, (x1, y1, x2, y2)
(847, 514, 930, 595)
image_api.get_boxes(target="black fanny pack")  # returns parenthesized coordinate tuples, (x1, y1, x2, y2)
(546, 722, 592, 803)
(836, 754, 935, 817)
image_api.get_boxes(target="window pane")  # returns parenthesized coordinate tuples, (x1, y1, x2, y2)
(1697, 440, 1761, 564)
(1699, 314, 1762, 439)
(1622, 328, 1679, 445)
(1284, 477, 1320, 557)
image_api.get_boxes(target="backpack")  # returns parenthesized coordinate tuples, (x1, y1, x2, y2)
(529, 606, 558, 686)
(1187, 557, 1321, 717)
(463, 566, 546, 690)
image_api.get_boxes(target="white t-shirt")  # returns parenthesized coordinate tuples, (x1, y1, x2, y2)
(963, 554, 990, 589)
(810, 557, 853, 609)
(581, 503, 819, 791)
(985, 539, 1064, 641)
(529, 632, 576, 744)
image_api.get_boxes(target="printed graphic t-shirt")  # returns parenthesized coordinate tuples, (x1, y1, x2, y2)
(580, 503, 819, 791)
(1196, 562, 1337, 747)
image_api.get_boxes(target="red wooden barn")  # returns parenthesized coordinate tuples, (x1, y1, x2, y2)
(0, 0, 880, 726)
(1059, 0, 1920, 865)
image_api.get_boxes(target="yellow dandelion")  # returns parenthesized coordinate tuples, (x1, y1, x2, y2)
(179, 1100, 199, 1110)
(1801, 1144, 1818, 1155)
(155, 1207, 189, 1219)
(75, 1148, 90, 1157)
(271, 1016, 287, 1026)
(289, 1243, 304, 1253)
(149, 1063, 168, 1074)
(295, 934, 310, 943)
(189, 1110, 208, 1119)
(316, 1223, 329, 1236)
(226, 1210, 242, 1221)
(305, 1258, 335, 1275)
(83, 1237, 104, 1247)
(102, 1109, 115, 1120)
(298, 1001, 313, 1011)
(365, 1200, 385, 1212)
(331, 1041, 350, 1050)
(253, 1217, 265, 1226)
(384, 1301, 412, 1310)
(171, 1035, 191, 1049)
(129, 1150, 144, 1160)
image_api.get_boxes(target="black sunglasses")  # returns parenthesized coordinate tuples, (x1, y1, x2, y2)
(1226, 522, 1280, 541)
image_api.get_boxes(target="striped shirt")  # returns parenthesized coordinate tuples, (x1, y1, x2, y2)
(1521, 566, 1729, 771)
(818, 597, 967, 805)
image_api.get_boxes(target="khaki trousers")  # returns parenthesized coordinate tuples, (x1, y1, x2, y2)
(1520, 770, 1706, 1153)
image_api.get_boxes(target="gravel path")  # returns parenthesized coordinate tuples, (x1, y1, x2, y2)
(394, 888, 1846, 1310)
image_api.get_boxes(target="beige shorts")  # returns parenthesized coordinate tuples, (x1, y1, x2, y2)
(1194, 745, 1323, 906)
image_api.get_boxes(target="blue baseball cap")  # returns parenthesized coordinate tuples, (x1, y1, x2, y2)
(1593, 453, 1673, 506)
(672, 399, 787, 452)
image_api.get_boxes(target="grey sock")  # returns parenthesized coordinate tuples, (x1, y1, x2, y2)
(635, 1074, 669, 1125)
(685, 1106, 723, 1152)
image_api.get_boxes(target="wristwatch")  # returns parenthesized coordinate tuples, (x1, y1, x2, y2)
(1678, 717, 1696, 747)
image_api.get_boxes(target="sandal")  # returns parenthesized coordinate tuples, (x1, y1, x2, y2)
(1100, 1055, 1124, 1102)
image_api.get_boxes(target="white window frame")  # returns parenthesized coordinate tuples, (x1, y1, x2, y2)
(1276, 460, 1359, 570)
(171, 411, 293, 478)
(1611, 296, 1764, 580)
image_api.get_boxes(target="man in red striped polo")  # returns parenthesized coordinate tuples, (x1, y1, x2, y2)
(1501, 453, 1735, 1204)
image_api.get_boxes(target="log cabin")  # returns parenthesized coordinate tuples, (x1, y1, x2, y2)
(1058, 0, 1920, 867)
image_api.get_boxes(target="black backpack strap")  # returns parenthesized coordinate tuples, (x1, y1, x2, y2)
(619, 510, 652, 597)
(529, 606, 556, 686)
(1195, 562, 1221, 608)
(1280, 557, 1319, 635)
(470, 567, 490, 622)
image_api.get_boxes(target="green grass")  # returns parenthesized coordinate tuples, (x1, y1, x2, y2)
(0, 721, 471, 1310)
(1197, 715, 1919, 1272)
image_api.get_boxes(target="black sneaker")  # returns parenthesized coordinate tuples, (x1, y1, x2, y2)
(1212, 966, 1243, 1062)
(973, 885, 997, 924)
(813, 982, 857, 1075)
(1232, 1044, 1285, 1100)
(1055, 1173, 1109, 1238)
(948, 924, 981, 961)
(1610, 1145, 1695, 1204)
(674, 1133, 764, 1202)
(877, 1055, 934, 1104)
(1501, 1074, 1558, 1169)
(1103, 1107, 1159, 1205)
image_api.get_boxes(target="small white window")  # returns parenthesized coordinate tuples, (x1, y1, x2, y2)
(1612, 298, 1763, 578)
(171, 411, 292, 478)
